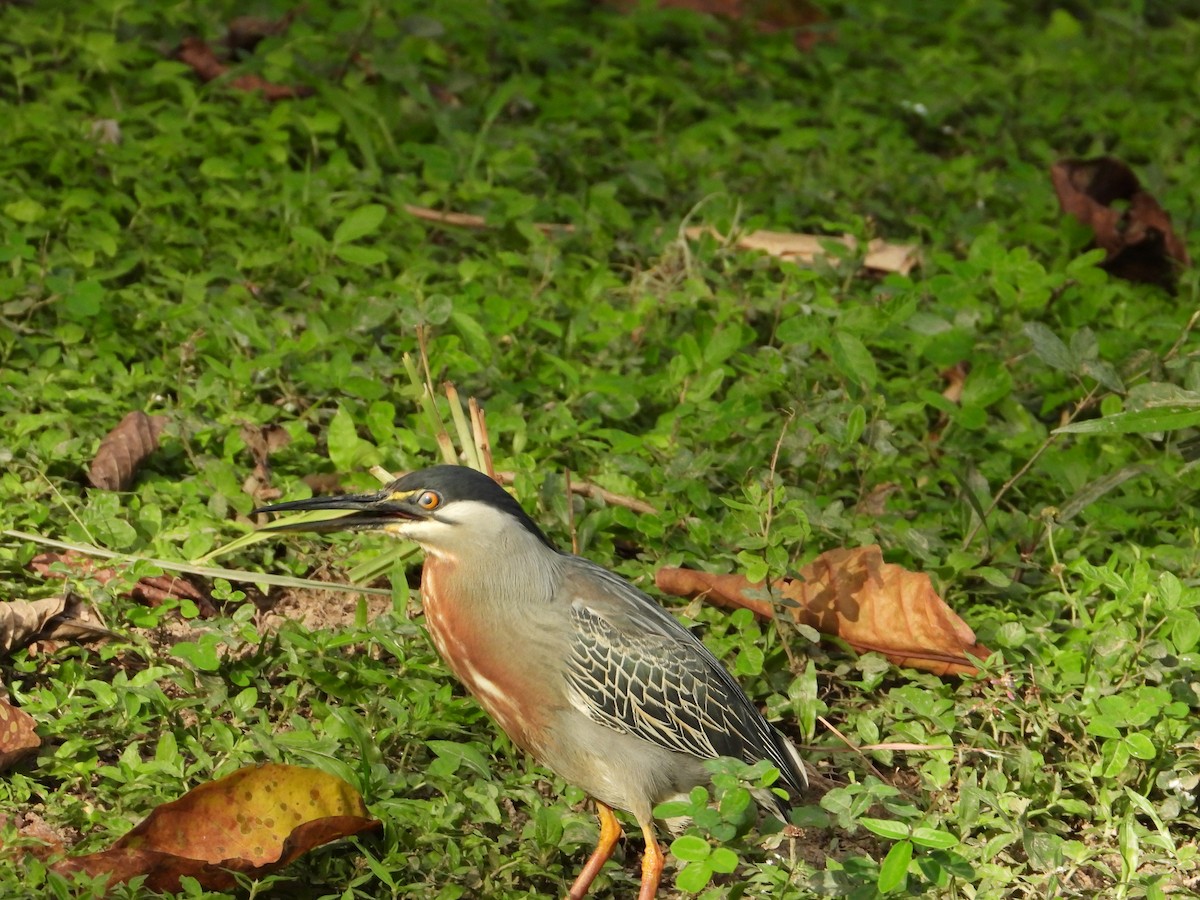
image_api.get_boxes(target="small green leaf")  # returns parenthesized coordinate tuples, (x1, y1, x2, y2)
(292, 225, 328, 248)
(830, 331, 877, 389)
(860, 817, 911, 841)
(910, 827, 959, 849)
(172, 634, 223, 672)
(877, 839, 912, 892)
(674, 860, 713, 893)
(653, 800, 693, 819)
(1101, 737, 1132, 778)
(334, 204, 387, 244)
(533, 804, 563, 848)
(1084, 716, 1123, 740)
(65, 280, 104, 318)
(327, 404, 361, 472)
(670, 834, 712, 863)
(1124, 732, 1157, 760)
(1168, 609, 1200, 653)
(199, 156, 239, 179)
(735, 645, 764, 676)
(426, 740, 492, 778)
(451, 309, 494, 362)
(708, 846, 739, 874)
(1023, 829, 1065, 872)
(844, 404, 866, 445)
(1023, 322, 1074, 372)
(333, 244, 388, 266)
(4, 197, 46, 223)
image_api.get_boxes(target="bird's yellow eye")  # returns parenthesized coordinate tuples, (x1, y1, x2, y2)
(416, 490, 441, 511)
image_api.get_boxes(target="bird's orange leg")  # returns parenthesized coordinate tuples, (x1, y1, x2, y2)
(567, 801, 623, 900)
(636, 820, 664, 900)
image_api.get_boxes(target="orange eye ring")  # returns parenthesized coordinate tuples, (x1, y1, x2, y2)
(416, 490, 441, 511)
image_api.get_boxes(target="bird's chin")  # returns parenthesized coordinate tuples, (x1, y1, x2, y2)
(379, 518, 431, 539)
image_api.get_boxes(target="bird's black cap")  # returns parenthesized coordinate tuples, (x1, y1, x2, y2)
(255, 465, 556, 549)
(388, 466, 554, 546)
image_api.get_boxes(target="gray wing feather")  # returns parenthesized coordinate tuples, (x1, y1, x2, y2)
(562, 560, 806, 792)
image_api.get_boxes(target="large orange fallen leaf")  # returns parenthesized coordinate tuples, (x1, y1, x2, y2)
(657, 545, 991, 676)
(0, 696, 39, 771)
(52, 763, 381, 892)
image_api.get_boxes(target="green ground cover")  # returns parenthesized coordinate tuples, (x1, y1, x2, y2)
(2, 1, 1199, 896)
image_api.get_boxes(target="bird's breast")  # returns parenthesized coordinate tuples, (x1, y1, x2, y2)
(420, 557, 557, 758)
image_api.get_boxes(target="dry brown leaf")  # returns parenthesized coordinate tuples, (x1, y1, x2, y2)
(400, 204, 919, 276)
(1051, 157, 1190, 290)
(940, 362, 968, 404)
(301, 472, 348, 495)
(403, 203, 575, 235)
(657, 545, 991, 676)
(52, 763, 381, 893)
(29, 552, 217, 618)
(87, 411, 167, 491)
(684, 226, 919, 275)
(241, 423, 290, 505)
(0, 696, 40, 771)
(853, 482, 900, 518)
(0, 812, 66, 861)
(226, 7, 303, 54)
(129, 576, 217, 617)
(175, 37, 313, 101)
(0, 596, 68, 655)
(606, 0, 830, 51)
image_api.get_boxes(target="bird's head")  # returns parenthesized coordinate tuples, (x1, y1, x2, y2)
(254, 464, 556, 556)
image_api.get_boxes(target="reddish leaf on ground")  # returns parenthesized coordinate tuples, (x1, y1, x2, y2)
(226, 7, 303, 53)
(0, 696, 40, 771)
(1051, 157, 1190, 290)
(176, 37, 313, 101)
(657, 545, 991, 676)
(0, 812, 66, 861)
(87, 411, 167, 491)
(606, 0, 830, 51)
(52, 763, 381, 893)
(29, 552, 217, 618)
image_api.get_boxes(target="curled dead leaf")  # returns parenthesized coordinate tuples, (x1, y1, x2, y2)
(0, 696, 40, 771)
(657, 545, 991, 676)
(87, 411, 167, 491)
(684, 226, 919, 275)
(1051, 157, 1190, 290)
(0, 596, 68, 655)
(52, 763, 381, 892)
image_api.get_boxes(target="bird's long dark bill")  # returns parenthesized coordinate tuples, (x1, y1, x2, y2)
(253, 492, 419, 533)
